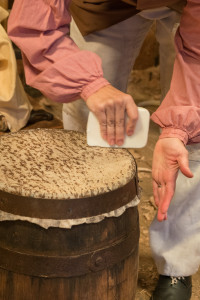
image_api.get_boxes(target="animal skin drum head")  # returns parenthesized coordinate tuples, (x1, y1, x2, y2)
(0, 129, 136, 199)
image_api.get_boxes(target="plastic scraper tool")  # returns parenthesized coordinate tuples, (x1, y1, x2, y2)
(86, 107, 150, 148)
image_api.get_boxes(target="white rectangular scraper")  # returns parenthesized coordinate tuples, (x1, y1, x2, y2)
(87, 107, 150, 148)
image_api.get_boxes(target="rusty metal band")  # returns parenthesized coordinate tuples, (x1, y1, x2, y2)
(0, 177, 138, 220)
(0, 228, 139, 278)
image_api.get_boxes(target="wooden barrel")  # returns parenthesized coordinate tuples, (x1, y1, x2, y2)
(0, 129, 140, 300)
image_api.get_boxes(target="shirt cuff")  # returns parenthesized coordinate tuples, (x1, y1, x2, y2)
(159, 127, 189, 145)
(80, 77, 110, 100)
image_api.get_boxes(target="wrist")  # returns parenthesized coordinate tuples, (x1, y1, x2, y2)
(159, 127, 188, 145)
(80, 78, 110, 101)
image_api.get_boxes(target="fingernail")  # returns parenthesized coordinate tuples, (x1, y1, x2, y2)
(127, 130, 134, 136)
(117, 140, 123, 146)
(109, 139, 115, 145)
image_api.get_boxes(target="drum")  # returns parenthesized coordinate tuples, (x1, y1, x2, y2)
(0, 129, 140, 300)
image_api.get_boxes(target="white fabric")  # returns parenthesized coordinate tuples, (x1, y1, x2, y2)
(0, 196, 140, 229)
(62, 7, 180, 131)
(150, 143, 200, 276)
(0, 7, 32, 132)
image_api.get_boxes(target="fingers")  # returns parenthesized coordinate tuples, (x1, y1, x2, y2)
(152, 178, 175, 222)
(85, 85, 138, 146)
(125, 100, 138, 136)
(95, 108, 107, 141)
(153, 180, 167, 221)
(157, 210, 167, 222)
(96, 99, 125, 146)
(114, 94, 138, 145)
(178, 153, 193, 178)
(153, 183, 169, 222)
(157, 183, 175, 221)
(115, 104, 125, 146)
(97, 98, 136, 146)
(152, 180, 160, 207)
(106, 103, 116, 146)
(151, 138, 193, 222)
(160, 184, 175, 213)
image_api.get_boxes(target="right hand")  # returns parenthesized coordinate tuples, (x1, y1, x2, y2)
(152, 137, 193, 222)
(85, 85, 138, 146)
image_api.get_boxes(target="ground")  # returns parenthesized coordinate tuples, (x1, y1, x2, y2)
(2, 65, 200, 299)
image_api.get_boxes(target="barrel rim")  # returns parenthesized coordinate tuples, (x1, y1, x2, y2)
(0, 178, 139, 219)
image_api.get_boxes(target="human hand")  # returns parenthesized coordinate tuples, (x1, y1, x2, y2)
(85, 85, 138, 146)
(152, 138, 193, 222)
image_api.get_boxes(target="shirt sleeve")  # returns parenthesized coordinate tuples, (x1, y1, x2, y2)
(151, 0, 200, 145)
(7, 0, 110, 103)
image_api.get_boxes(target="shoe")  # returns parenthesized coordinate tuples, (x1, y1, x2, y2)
(0, 115, 9, 132)
(28, 109, 53, 125)
(151, 275, 192, 300)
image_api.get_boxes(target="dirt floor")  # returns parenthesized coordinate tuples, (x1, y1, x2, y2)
(2, 65, 200, 299)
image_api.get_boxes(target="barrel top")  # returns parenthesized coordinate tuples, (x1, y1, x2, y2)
(0, 129, 136, 199)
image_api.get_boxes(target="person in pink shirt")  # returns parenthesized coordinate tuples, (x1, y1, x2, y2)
(7, 0, 139, 147)
(149, 0, 200, 299)
(7, 0, 200, 299)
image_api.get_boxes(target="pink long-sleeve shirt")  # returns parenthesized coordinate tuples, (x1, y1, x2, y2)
(7, 0, 110, 103)
(152, 0, 200, 145)
(8, 0, 200, 145)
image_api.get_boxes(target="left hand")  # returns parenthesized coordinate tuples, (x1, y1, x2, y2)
(152, 137, 193, 221)
(85, 85, 138, 146)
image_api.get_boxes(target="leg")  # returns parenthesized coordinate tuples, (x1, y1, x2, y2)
(150, 144, 200, 299)
(155, 9, 181, 100)
(63, 15, 153, 131)
(150, 143, 200, 276)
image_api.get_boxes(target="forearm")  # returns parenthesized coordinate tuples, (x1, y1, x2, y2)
(151, 0, 200, 144)
(8, 0, 109, 102)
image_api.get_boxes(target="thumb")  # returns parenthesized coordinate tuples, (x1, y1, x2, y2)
(178, 153, 193, 178)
